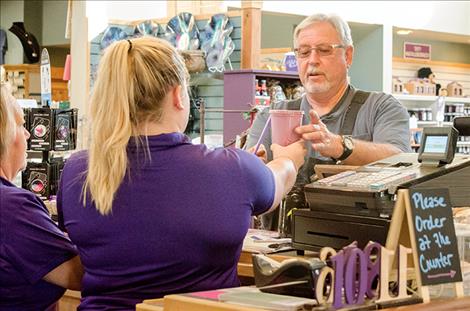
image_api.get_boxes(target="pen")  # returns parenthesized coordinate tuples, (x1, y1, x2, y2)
(253, 116, 271, 155)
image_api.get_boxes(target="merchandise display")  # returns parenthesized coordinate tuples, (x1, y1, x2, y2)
(100, 26, 128, 49)
(447, 81, 464, 97)
(20, 107, 77, 201)
(163, 12, 200, 50)
(134, 20, 161, 37)
(404, 78, 436, 96)
(23, 107, 78, 151)
(8, 22, 40, 63)
(200, 13, 234, 71)
(392, 77, 405, 94)
(417, 67, 441, 96)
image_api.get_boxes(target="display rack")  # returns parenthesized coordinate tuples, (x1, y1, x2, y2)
(395, 94, 470, 104)
(4, 64, 69, 101)
(223, 69, 300, 144)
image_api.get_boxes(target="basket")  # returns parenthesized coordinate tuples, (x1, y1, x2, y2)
(179, 50, 206, 73)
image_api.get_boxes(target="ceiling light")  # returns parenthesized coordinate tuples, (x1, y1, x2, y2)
(397, 29, 413, 35)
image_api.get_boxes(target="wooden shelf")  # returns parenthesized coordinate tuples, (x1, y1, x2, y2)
(417, 121, 453, 126)
(392, 57, 470, 69)
(224, 69, 299, 79)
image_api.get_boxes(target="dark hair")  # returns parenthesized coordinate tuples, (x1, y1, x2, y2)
(418, 67, 433, 79)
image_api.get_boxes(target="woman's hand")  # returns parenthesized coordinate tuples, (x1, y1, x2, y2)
(271, 140, 307, 172)
(247, 144, 268, 163)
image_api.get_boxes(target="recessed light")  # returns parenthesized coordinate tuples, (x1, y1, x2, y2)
(397, 29, 413, 35)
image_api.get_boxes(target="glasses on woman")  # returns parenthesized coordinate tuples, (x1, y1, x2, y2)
(294, 44, 345, 58)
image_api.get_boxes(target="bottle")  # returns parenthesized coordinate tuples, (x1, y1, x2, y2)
(261, 80, 268, 96)
(409, 113, 418, 129)
(433, 96, 446, 127)
(255, 79, 260, 96)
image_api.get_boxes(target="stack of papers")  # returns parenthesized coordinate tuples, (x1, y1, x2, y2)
(243, 229, 293, 254)
(218, 288, 317, 311)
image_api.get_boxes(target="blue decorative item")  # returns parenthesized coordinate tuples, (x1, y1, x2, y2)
(200, 14, 234, 72)
(164, 12, 200, 50)
(100, 26, 128, 50)
(135, 20, 161, 37)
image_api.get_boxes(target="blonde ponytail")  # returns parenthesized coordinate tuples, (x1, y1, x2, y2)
(84, 37, 188, 215)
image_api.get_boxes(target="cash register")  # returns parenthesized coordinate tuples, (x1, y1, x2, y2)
(292, 121, 470, 252)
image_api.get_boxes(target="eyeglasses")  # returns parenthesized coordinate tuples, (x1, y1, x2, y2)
(294, 44, 345, 58)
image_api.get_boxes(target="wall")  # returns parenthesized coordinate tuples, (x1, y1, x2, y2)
(23, 0, 42, 44)
(0, 0, 24, 64)
(261, 12, 303, 49)
(349, 25, 384, 92)
(86, 1, 167, 41)
(0, 0, 69, 65)
(393, 36, 470, 64)
(255, 1, 470, 36)
(42, 0, 69, 46)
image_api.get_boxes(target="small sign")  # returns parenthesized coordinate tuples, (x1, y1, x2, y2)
(404, 42, 431, 60)
(408, 188, 462, 286)
(40, 48, 52, 107)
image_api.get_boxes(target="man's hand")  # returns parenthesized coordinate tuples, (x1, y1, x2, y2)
(271, 140, 307, 172)
(247, 144, 268, 163)
(295, 110, 344, 159)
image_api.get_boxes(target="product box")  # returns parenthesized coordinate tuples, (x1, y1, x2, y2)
(23, 108, 31, 149)
(53, 109, 78, 151)
(48, 157, 65, 196)
(22, 162, 51, 200)
(29, 108, 53, 151)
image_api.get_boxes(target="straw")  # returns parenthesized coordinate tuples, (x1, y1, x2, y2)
(253, 116, 271, 154)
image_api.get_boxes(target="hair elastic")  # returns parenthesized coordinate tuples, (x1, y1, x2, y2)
(127, 39, 132, 53)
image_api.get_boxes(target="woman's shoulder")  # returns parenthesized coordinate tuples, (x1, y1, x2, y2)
(0, 182, 48, 221)
(200, 146, 263, 171)
(63, 150, 88, 172)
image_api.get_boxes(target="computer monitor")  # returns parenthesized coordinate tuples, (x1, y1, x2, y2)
(418, 126, 459, 166)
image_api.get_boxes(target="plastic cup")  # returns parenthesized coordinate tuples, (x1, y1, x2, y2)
(269, 110, 304, 146)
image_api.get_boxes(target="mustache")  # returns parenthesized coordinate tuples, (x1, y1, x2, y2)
(306, 67, 325, 76)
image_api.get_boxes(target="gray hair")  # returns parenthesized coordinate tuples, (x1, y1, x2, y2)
(0, 82, 15, 159)
(293, 13, 353, 47)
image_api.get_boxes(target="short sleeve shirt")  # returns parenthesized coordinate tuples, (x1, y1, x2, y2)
(57, 132, 275, 309)
(246, 85, 412, 161)
(0, 177, 78, 311)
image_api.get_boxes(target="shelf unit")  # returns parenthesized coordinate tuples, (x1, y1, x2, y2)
(3, 64, 68, 102)
(223, 69, 300, 144)
(394, 94, 470, 104)
(3, 64, 40, 100)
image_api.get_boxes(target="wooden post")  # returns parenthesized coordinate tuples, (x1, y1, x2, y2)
(241, 1, 262, 69)
(70, 0, 90, 149)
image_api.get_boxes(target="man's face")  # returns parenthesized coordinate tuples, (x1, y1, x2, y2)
(295, 21, 353, 96)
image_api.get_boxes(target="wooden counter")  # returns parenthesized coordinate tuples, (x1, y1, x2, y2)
(136, 293, 470, 311)
(58, 250, 296, 309)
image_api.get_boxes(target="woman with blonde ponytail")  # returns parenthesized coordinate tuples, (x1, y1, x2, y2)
(57, 37, 306, 309)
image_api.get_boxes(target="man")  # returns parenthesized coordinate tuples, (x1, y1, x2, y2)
(246, 13, 411, 229)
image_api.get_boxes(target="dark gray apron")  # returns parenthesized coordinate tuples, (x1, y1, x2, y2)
(264, 90, 371, 232)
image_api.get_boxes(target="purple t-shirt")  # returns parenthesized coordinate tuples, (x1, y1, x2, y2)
(0, 177, 77, 311)
(57, 133, 275, 310)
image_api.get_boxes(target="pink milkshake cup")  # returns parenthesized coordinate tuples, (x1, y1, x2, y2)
(269, 110, 304, 146)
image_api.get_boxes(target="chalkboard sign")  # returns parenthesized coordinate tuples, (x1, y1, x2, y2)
(408, 188, 462, 286)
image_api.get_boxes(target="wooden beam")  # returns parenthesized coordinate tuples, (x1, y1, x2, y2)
(241, 1, 263, 9)
(393, 57, 470, 69)
(261, 47, 292, 54)
(166, 1, 176, 17)
(241, 6, 261, 69)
